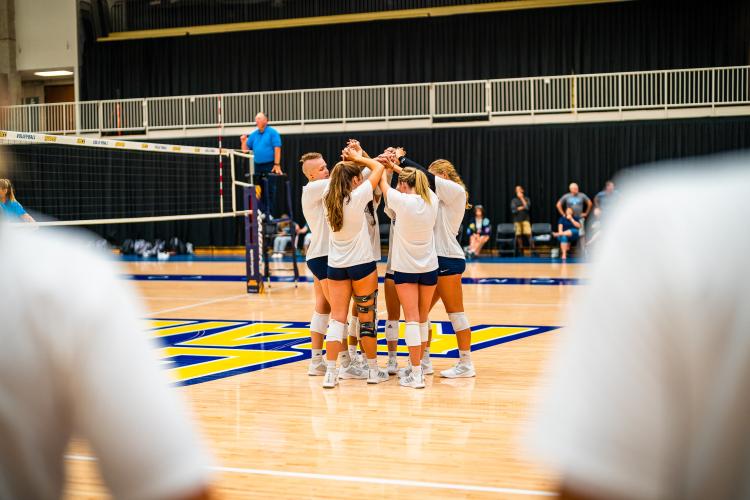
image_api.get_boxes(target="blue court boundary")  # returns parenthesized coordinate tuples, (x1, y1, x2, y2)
(120, 255, 584, 264)
(125, 274, 583, 286)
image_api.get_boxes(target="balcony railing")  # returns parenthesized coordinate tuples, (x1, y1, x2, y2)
(1, 66, 748, 135)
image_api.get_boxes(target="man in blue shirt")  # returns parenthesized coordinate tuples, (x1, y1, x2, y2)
(595, 180, 619, 212)
(241, 112, 283, 175)
(556, 182, 592, 219)
(240, 112, 283, 216)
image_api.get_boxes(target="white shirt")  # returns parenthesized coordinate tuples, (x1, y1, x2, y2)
(529, 158, 750, 500)
(433, 176, 466, 260)
(325, 181, 375, 268)
(301, 178, 330, 260)
(384, 204, 396, 274)
(362, 167, 381, 261)
(385, 187, 439, 273)
(0, 223, 210, 500)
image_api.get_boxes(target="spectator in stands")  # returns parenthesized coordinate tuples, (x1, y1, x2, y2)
(0, 178, 35, 223)
(510, 185, 533, 254)
(594, 180, 619, 211)
(553, 206, 582, 261)
(272, 214, 294, 258)
(241, 112, 283, 216)
(0, 150, 211, 499)
(465, 205, 491, 259)
(296, 223, 312, 254)
(556, 183, 592, 221)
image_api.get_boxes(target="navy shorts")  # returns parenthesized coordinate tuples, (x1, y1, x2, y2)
(327, 261, 377, 281)
(393, 269, 438, 286)
(437, 256, 466, 277)
(307, 256, 328, 281)
(384, 272, 395, 281)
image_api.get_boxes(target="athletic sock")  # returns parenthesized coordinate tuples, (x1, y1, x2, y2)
(388, 351, 398, 360)
(367, 358, 378, 369)
(312, 349, 323, 359)
(459, 350, 472, 364)
(348, 344, 357, 358)
(326, 360, 337, 370)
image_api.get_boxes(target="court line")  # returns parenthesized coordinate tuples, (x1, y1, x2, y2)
(147, 294, 248, 315)
(65, 454, 556, 497)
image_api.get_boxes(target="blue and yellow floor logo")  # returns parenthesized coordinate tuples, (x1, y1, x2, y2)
(149, 318, 559, 386)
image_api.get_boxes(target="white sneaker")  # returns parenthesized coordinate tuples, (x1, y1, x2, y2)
(397, 365, 412, 378)
(367, 366, 390, 384)
(399, 369, 425, 389)
(339, 362, 368, 380)
(308, 357, 327, 376)
(387, 356, 399, 375)
(322, 369, 339, 388)
(339, 351, 352, 368)
(440, 362, 476, 378)
(421, 357, 434, 375)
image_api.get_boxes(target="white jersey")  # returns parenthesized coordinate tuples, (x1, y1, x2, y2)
(385, 187, 439, 273)
(434, 176, 467, 260)
(325, 181, 376, 268)
(362, 167, 381, 261)
(384, 204, 396, 275)
(301, 178, 330, 260)
(529, 158, 750, 500)
(0, 222, 210, 500)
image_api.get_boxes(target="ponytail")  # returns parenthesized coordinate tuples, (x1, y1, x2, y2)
(324, 161, 362, 232)
(398, 167, 432, 205)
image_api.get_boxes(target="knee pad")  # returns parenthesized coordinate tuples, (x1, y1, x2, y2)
(310, 312, 329, 335)
(348, 317, 360, 339)
(448, 312, 470, 332)
(385, 320, 399, 342)
(404, 322, 421, 347)
(419, 322, 429, 343)
(359, 321, 377, 338)
(325, 319, 346, 343)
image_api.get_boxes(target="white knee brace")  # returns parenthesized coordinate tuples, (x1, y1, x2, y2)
(310, 312, 330, 335)
(348, 317, 360, 339)
(419, 322, 429, 342)
(385, 320, 399, 342)
(325, 319, 347, 343)
(404, 322, 421, 347)
(448, 312, 470, 332)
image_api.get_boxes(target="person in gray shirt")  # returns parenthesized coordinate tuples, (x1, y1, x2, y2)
(556, 182, 592, 219)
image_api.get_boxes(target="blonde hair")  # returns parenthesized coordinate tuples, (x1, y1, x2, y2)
(299, 152, 322, 164)
(398, 167, 432, 205)
(428, 159, 470, 209)
(0, 178, 16, 203)
(324, 161, 362, 232)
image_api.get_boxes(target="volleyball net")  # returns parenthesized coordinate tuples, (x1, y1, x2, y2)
(0, 130, 269, 292)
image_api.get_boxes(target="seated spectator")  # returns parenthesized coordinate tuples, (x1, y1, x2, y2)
(510, 185, 533, 254)
(0, 178, 35, 223)
(553, 207, 582, 261)
(465, 205, 491, 259)
(556, 182, 592, 222)
(296, 223, 312, 254)
(272, 215, 294, 258)
(595, 180, 619, 212)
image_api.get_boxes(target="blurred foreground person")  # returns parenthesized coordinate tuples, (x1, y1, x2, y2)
(0, 151, 212, 498)
(530, 155, 750, 500)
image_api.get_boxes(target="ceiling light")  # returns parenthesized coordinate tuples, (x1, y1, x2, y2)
(34, 70, 74, 77)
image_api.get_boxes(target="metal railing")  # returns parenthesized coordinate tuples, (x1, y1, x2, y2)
(2, 66, 748, 135)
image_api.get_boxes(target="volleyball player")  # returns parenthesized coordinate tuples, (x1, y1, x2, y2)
(300, 152, 333, 376)
(321, 147, 388, 388)
(382, 194, 401, 375)
(378, 166, 439, 389)
(391, 151, 476, 378)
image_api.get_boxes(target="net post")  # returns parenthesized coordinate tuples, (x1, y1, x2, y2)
(230, 150, 237, 213)
(244, 185, 263, 294)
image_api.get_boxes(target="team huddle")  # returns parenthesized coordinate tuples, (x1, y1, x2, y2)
(300, 140, 475, 390)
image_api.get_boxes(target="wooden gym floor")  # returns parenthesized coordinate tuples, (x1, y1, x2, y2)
(64, 258, 586, 499)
